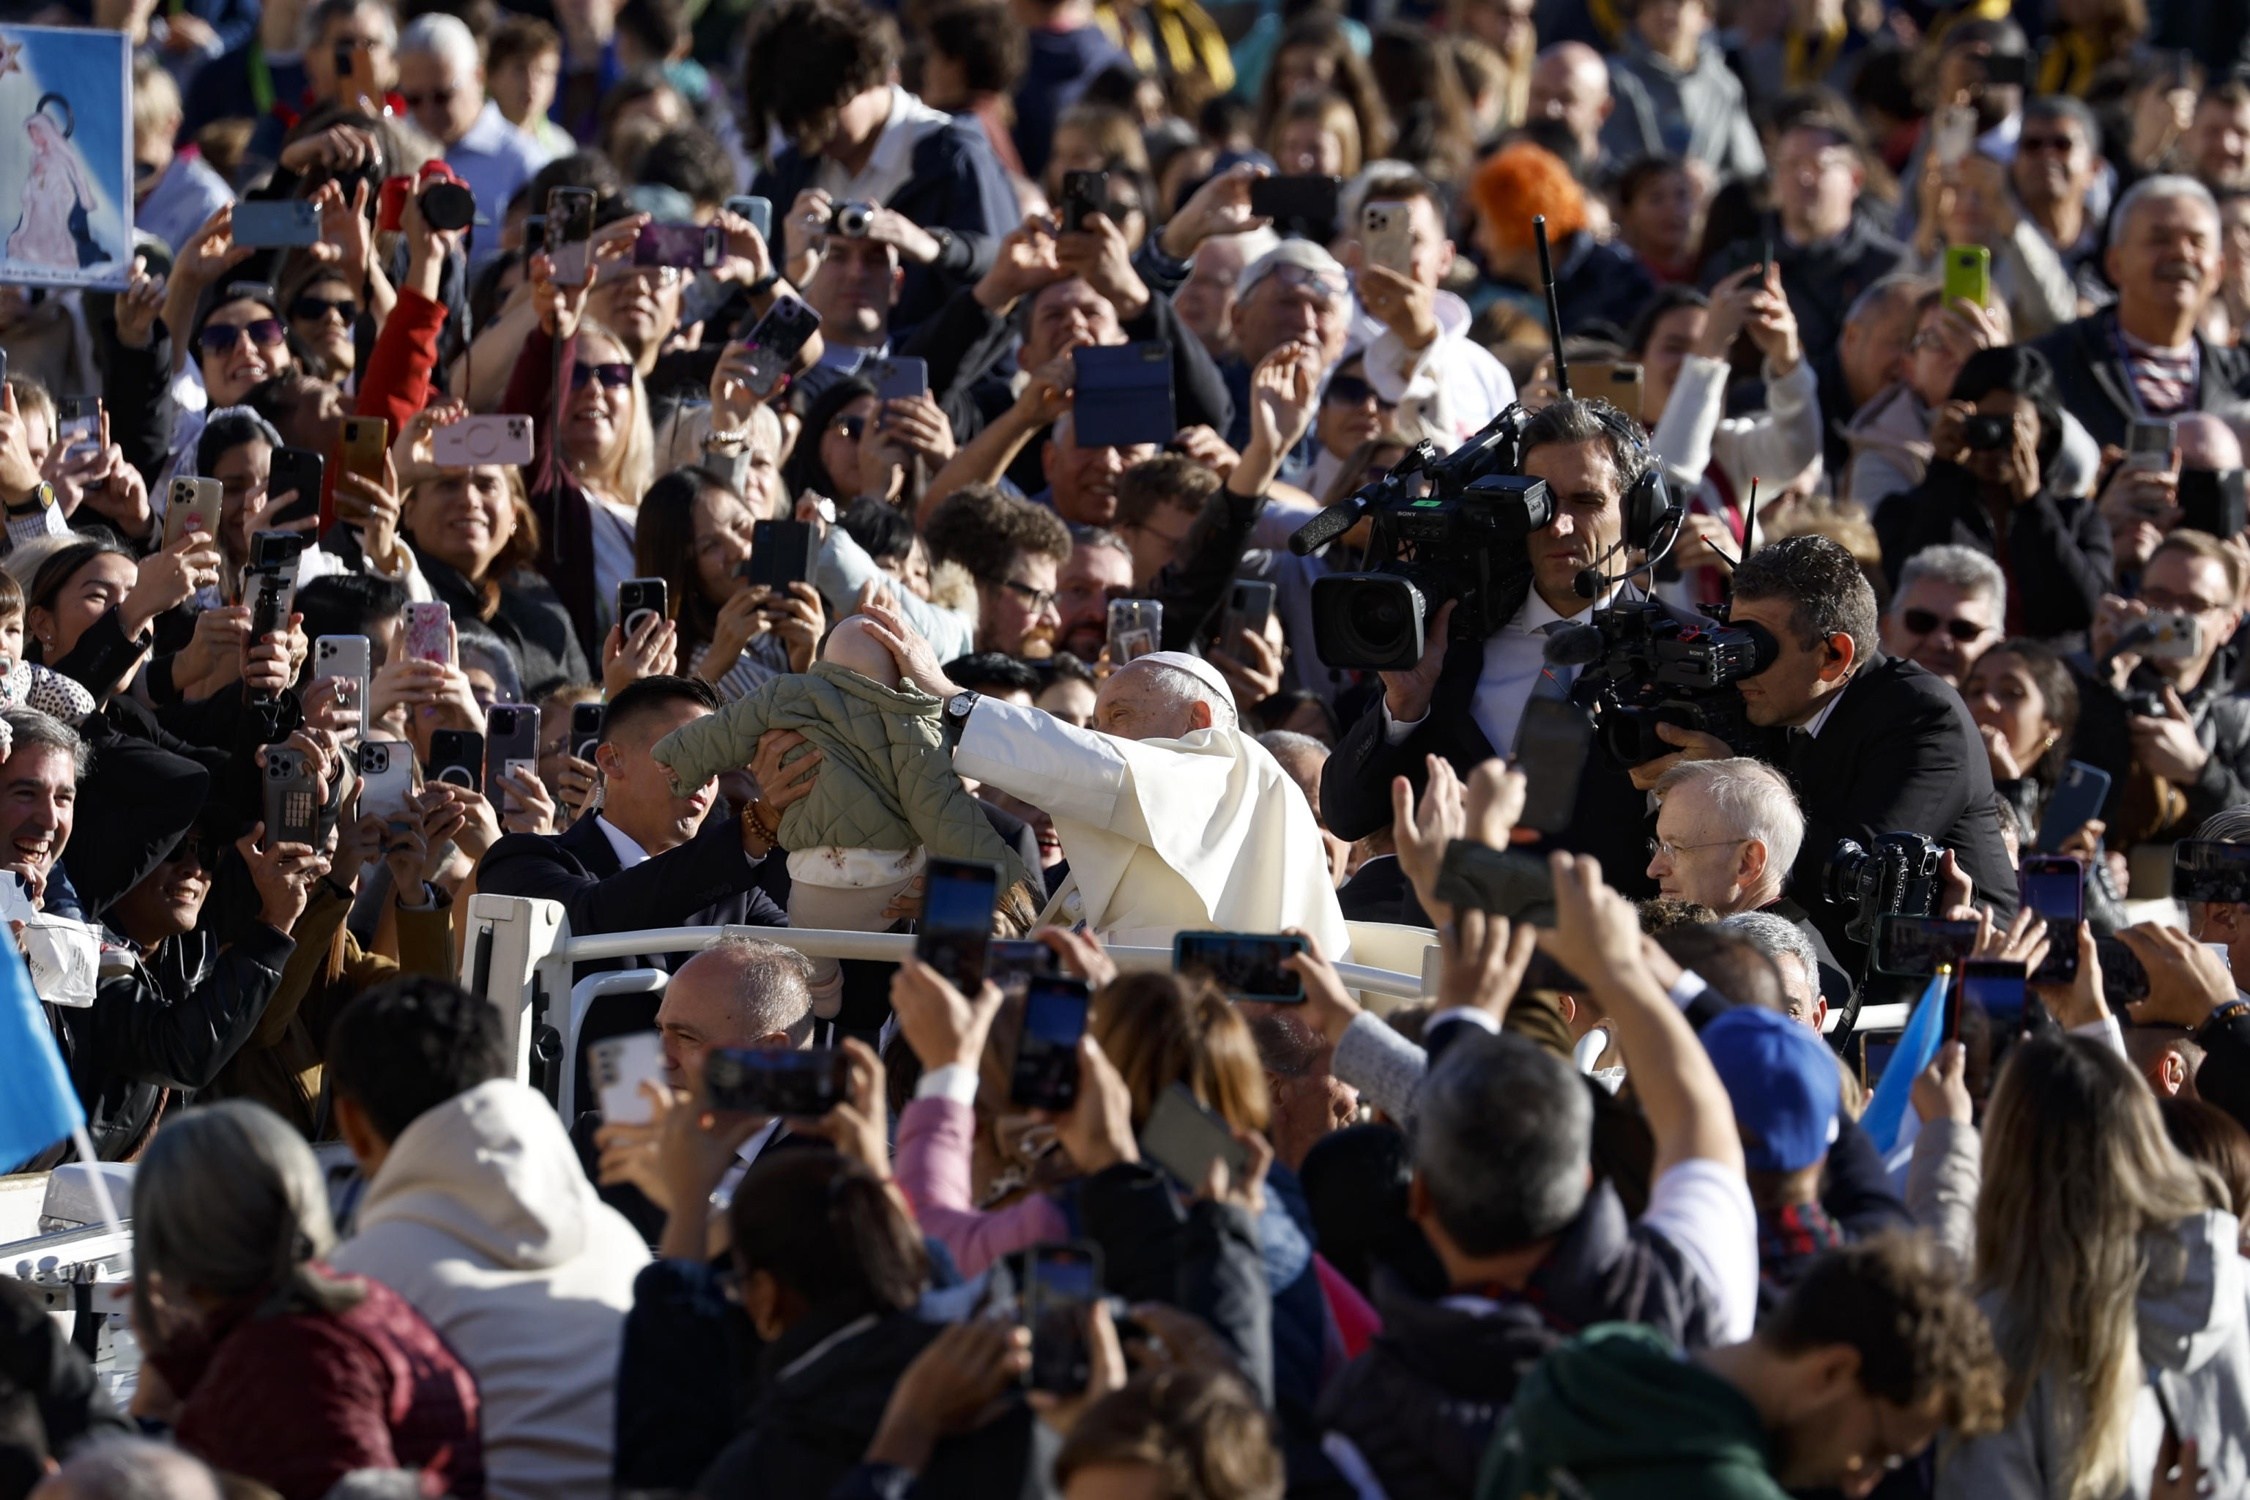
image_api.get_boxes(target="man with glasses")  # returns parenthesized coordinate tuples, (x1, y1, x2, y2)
(1706, 114, 1903, 369)
(2097, 410, 2242, 590)
(2070, 530, 2250, 845)
(1053, 527, 1133, 660)
(1112, 454, 1217, 586)
(398, 16, 545, 269)
(1635, 536, 2017, 959)
(1877, 545, 2006, 689)
(581, 212, 687, 379)
(2011, 95, 2110, 303)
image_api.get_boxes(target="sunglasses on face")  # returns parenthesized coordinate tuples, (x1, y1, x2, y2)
(1901, 608, 1989, 642)
(1324, 374, 1396, 409)
(569, 361, 633, 390)
(832, 415, 867, 441)
(289, 294, 358, 323)
(400, 87, 458, 109)
(199, 318, 287, 355)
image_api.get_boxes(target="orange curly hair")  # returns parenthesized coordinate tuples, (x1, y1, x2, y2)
(1470, 141, 1588, 252)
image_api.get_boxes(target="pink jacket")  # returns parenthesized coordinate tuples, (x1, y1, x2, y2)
(895, 1096, 1066, 1276)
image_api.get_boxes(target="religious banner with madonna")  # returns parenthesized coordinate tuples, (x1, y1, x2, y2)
(0, 26, 133, 292)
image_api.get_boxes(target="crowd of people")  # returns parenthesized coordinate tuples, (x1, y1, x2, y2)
(10, 0, 2250, 1494)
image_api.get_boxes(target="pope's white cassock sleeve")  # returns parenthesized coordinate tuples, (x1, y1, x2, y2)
(952, 697, 1351, 958)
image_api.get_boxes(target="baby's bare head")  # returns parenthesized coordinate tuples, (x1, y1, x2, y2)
(821, 612, 902, 688)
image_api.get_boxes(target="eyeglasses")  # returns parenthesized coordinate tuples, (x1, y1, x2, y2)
(595, 263, 682, 290)
(569, 361, 634, 390)
(289, 294, 358, 324)
(831, 415, 867, 441)
(1323, 374, 1397, 410)
(1648, 835, 1747, 861)
(198, 318, 286, 355)
(399, 86, 457, 108)
(998, 577, 1059, 613)
(1900, 608, 1992, 641)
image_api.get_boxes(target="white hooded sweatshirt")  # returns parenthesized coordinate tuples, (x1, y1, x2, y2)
(331, 1080, 650, 1500)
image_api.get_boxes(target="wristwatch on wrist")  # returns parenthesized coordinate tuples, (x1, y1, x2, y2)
(941, 690, 980, 749)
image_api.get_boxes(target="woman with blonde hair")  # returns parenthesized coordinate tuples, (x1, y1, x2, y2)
(1938, 1033, 2249, 1500)
(505, 240, 658, 663)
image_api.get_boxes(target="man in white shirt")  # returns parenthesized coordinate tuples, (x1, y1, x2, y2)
(1320, 396, 1664, 894)
(1346, 169, 1517, 451)
(478, 677, 805, 983)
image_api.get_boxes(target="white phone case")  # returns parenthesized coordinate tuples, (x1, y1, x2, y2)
(591, 1032, 667, 1124)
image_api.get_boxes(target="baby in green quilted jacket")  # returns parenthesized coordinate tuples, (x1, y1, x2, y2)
(652, 615, 1037, 1015)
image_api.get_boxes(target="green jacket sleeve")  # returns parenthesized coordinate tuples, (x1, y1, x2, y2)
(650, 688, 778, 794)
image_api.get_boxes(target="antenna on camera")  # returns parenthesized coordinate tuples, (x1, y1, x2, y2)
(1535, 215, 1569, 399)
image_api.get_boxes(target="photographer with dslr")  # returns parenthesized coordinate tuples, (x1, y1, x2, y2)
(1632, 536, 2017, 960)
(1320, 397, 1681, 888)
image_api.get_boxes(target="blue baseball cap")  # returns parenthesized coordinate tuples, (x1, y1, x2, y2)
(1700, 1007, 1841, 1173)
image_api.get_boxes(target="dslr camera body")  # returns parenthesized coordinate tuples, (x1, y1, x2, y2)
(1559, 600, 1775, 764)
(1296, 407, 1554, 671)
(1825, 831, 1944, 945)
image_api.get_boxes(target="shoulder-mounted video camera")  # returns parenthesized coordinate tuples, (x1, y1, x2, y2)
(1546, 600, 1777, 764)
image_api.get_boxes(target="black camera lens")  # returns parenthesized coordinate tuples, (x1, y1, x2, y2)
(831, 201, 873, 237)
(1311, 575, 1427, 672)
(1961, 414, 2012, 452)
(420, 180, 476, 232)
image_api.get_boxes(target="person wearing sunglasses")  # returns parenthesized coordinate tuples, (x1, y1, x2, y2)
(1877, 544, 2007, 690)
(509, 227, 658, 658)
(189, 282, 296, 413)
(281, 266, 361, 383)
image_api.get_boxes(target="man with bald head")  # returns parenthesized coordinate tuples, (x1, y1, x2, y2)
(2100, 410, 2246, 587)
(862, 598, 1349, 953)
(1527, 43, 1614, 172)
(2032, 175, 2250, 450)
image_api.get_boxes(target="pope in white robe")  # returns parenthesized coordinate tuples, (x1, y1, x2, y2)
(860, 601, 1350, 958)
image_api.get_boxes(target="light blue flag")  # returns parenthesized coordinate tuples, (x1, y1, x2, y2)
(1859, 972, 1950, 1157)
(0, 940, 84, 1171)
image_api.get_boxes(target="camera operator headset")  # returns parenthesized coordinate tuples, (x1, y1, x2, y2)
(1319, 393, 1688, 893)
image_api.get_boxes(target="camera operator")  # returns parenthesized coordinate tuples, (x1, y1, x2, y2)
(1320, 397, 1675, 889)
(1633, 535, 2017, 958)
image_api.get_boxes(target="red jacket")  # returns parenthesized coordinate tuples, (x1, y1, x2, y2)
(159, 1269, 485, 1500)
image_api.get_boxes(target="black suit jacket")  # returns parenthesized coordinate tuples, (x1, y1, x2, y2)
(1319, 598, 1665, 899)
(1781, 655, 2016, 964)
(2028, 312, 2250, 452)
(479, 802, 790, 974)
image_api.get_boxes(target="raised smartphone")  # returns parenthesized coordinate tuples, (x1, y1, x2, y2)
(1173, 931, 1307, 1002)
(915, 857, 999, 995)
